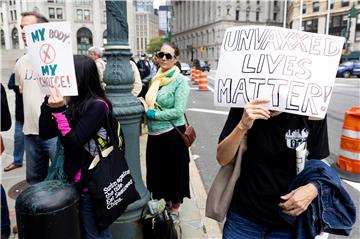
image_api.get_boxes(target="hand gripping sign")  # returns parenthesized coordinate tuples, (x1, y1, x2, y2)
(214, 26, 345, 118)
(24, 21, 78, 96)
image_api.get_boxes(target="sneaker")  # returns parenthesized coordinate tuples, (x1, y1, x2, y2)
(170, 211, 180, 224)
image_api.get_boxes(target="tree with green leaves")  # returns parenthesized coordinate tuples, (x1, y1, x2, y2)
(146, 36, 165, 55)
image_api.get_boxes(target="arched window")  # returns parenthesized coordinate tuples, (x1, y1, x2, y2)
(1, 29, 5, 48)
(76, 27, 92, 55)
(12, 28, 19, 49)
(103, 30, 107, 45)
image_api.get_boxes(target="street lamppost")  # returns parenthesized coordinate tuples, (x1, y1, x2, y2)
(345, 4, 358, 56)
(104, 1, 150, 238)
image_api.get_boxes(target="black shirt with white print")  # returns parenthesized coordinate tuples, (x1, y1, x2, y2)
(219, 108, 329, 229)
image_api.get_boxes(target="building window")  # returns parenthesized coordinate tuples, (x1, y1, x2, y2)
(273, 12, 277, 21)
(302, 4, 306, 14)
(12, 27, 19, 49)
(77, 9, 83, 20)
(304, 19, 318, 33)
(84, 10, 90, 21)
(0, 30, 5, 48)
(10, 11, 13, 21)
(328, 0, 334, 9)
(256, 9, 260, 21)
(48, 0, 54, 2)
(49, 8, 55, 19)
(235, 10, 240, 21)
(274, 1, 278, 7)
(256, 0, 260, 4)
(14, 10, 17, 20)
(246, 7, 250, 21)
(9, 0, 12, 5)
(56, 8, 63, 19)
(76, 27, 92, 55)
(227, 8, 230, 15)
(342, 0, 350, 7)
(1, 13, 3, 23)
(313, 2, 319, 12)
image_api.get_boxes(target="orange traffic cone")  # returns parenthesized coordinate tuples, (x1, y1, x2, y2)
(334, 107, 360, 182)
(198, 73, 209, 91)
(193, 70, 201, 85)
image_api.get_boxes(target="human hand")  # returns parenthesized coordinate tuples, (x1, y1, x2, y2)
(47, 87, 65, 108)
(279, 183, 318, 216)
(145, 109, 156, 119)
(239, 99, 271, 129)
(138, 97, 149, 111)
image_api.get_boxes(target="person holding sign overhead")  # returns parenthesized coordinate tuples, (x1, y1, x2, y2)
(16, 11, 57, 184)
(39, 55, 113, 239)
(217, 99, 331, 238)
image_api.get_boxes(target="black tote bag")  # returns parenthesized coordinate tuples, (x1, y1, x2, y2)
(87, 113, 140, 232)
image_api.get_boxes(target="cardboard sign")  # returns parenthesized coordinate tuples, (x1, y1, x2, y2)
(214, 26, 345, 118)
(24, 22, 78, 96)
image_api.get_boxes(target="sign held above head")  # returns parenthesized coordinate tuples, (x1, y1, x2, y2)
(24, 21, 78, 96)
(214, 25, 345, 119)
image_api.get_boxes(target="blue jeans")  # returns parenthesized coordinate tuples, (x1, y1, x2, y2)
(223, 211, 293, 239)
(80, 193, 112, 239)
(12, 121, 24, 166)
(24, 135, 57, 184)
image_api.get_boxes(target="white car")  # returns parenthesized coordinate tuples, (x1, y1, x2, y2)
(180, 62, 191, 75)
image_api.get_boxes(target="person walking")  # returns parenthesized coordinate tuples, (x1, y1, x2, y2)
(39, 55, 114, 239)
(4, 72, 25, 172)
(87, 46, 106, 89)
(139, 42, 190, 224)
(16, 11, 57, 184)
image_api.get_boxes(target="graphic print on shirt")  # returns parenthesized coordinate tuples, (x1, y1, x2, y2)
(285, 129, 309, 149)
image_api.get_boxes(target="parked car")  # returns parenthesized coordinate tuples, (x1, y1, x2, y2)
(199, 59, 210, 72)
(349, 61, 360, 77)
(337, 61, 360, 78)
(192, 59, 210, 72)
(180, 62, 191, 75)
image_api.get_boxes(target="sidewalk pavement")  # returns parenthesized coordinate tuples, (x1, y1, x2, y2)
(1, 126, 222, 238)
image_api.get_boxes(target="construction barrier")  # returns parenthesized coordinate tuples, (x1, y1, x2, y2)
(198, 72, 209, 91)
(191, 68, 197, 82)
(193, 70, 201, 85)
(334, 107, 360, 182)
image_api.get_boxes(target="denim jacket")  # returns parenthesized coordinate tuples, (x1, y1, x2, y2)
(280, 160, 356, 239)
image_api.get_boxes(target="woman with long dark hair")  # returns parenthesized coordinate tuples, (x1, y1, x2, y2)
(139, 42, 190, 224)
(39, 55, 113, 239)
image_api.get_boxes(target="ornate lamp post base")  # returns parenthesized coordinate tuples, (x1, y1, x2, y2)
(104, 1, 150, 238)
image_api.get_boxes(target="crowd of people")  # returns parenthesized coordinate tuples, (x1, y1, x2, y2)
(1, 10, 356, 239)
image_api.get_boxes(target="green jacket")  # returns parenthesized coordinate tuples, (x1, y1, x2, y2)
(147, 74, 190, 133)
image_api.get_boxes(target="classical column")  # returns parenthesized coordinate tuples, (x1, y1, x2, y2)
(104, 1, 150, 238)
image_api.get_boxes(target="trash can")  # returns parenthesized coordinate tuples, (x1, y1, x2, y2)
(15, 180, 81, 239)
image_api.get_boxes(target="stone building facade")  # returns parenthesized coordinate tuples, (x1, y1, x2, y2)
(135, 0, 159, 57)
(288, 0, 360, 52)
(171, 0, 285, 67)
(0, 0, 138, 55)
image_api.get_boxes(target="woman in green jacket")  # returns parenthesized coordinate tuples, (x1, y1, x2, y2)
(140, 42, 190, 224)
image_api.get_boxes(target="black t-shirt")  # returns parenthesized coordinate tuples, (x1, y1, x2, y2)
(219, 108, 329, 228)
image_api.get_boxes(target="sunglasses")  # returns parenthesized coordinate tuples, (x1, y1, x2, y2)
(156, 52, 175, 60)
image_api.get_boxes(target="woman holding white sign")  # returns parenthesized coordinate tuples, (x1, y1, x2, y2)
(39, 55, 114, 239)
(216, 99, 331, 238)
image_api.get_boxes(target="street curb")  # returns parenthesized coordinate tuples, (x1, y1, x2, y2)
(188, 148, 222, 239)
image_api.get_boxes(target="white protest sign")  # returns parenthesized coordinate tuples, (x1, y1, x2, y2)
(24, 22, 78, 96)
(214, 26, 345, 118)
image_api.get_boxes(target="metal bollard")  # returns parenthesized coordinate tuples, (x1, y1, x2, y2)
(15, 180, 81, 239)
